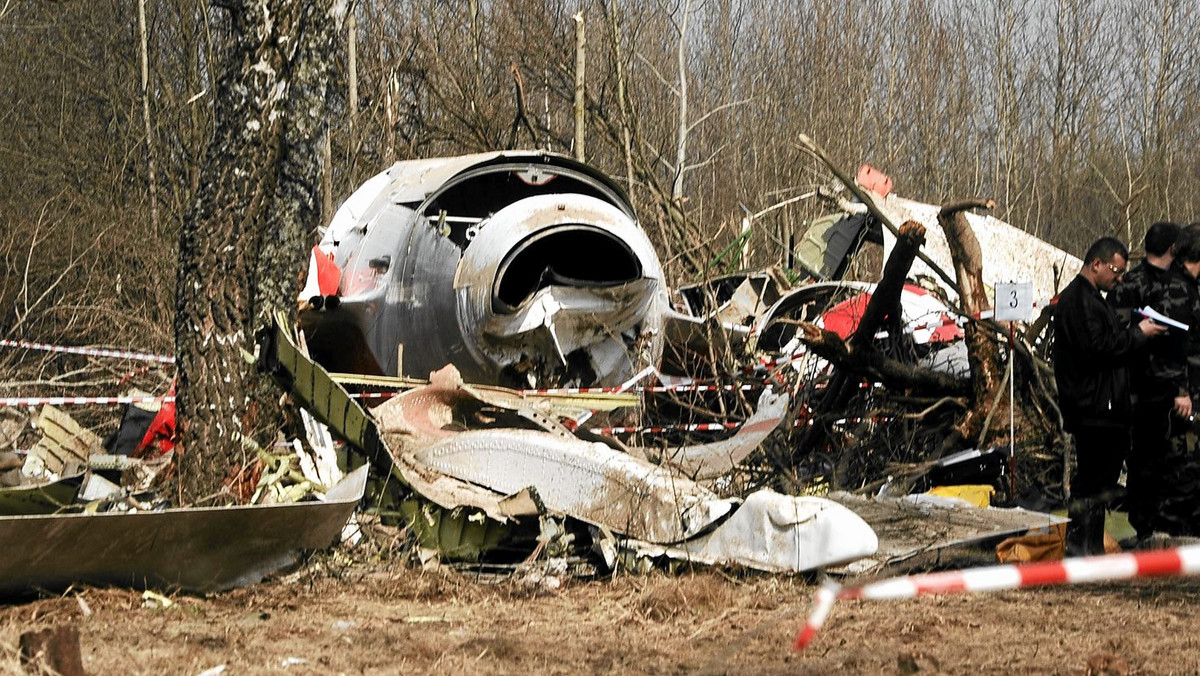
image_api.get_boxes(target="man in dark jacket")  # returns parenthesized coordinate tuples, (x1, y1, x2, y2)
(1107, 222, 1187, 539)
(1152, 225, 1200, 535)
(1054, 237, 1165, 555)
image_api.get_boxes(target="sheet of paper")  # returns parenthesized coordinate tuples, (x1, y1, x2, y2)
(1138, 306, 1190, 331)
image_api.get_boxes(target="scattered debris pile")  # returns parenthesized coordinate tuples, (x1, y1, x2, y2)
(0, 392, 366, 594)
(0, 148, 1085, 597)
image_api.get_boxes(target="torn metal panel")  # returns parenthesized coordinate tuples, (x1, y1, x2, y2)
(661, 309, 751, 372)
(264, 310, 389, 473)
(878, 195, 1081, 303)
(792, 213, 874, 281)
(0, 473, 84, 516)
(328, 371, 641, 420)
(374, 367, 723, 542)
(262, 316, 518, 523)
(374, 369, 734, 542)
(0, 464, 367, 595)
(654, 386, 789, 481)
(618, 491, 879, 573)
(301, 152, 668, 389)
(26, 406, 100, 478)
(465, 384, 638, 423)
(824, 491, 1066, 575)
(412, 428, 736, 543)
(398, 496, 516, 562)
(674, 269, 790, 323)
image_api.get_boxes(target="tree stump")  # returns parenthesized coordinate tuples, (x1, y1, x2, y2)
(19, 625, 85, 676)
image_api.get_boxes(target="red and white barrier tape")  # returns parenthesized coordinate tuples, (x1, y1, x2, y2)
(349, 392, 395, 400)
(570, 366, 659, 428)
(596, 422, 742, 435)
(520, 383, 758, 396)
(116, 363, 158, 386)
(794, 545, 1200, 651)
(0, 339, 173, 364)
(1, 395, 175, 408)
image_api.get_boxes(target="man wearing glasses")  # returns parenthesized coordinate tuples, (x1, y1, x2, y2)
(1054, 237, 1167, 555)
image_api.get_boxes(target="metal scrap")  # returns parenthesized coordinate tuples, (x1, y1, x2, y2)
(0, 464, 367, 594)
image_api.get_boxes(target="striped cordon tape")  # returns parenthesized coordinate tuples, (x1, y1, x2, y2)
(346, 384, 758, 399)
(596, 422, 742, 435)
(794, 545, 1200, 651)
(0, 339, 173, 364)
(520, 383, 758, 395)
(1, 395, 175, 408)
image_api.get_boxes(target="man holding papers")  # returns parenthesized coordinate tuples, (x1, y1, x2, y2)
(1055, 237, 1166, 555)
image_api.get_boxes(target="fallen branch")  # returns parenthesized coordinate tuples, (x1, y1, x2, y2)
(796, 134, 962, 298)
(796, 323, 970, 397)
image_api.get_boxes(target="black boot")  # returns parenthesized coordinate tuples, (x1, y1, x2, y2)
(1067, 501, 1106, 557)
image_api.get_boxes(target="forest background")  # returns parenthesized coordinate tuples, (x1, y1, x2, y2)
(2, 0, 1199, 409)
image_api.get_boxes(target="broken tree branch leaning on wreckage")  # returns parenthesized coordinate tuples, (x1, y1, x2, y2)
(791, 135, 1064, 495)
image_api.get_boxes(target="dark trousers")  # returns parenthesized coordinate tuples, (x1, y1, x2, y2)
(1068, 421, 1129, 555)
(1126, 397, 1174, 536)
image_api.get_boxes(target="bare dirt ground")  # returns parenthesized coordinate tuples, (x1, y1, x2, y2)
(2, 550, 1200, 676)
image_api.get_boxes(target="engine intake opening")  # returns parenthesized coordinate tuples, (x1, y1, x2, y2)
(494, 226, 642, 310)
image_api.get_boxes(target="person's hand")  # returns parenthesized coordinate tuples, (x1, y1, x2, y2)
(1138, 317, 1168, 337)
(1175, 394, 1193, 419)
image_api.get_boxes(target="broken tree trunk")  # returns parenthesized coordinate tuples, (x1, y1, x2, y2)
(826, 220, 928, 408)
(938, 199, 1004, 446)
(796, 220, 930, 458)
(174, 0, 347, 504)
(797, 323, 969, 397)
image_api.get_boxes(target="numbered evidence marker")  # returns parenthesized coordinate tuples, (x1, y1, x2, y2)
(994, 282, 1034, 322)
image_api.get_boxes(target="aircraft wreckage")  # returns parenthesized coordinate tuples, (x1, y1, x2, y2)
(299, 151, 667, 389)
(0, 151, 1079, 596)
(281, 151, 1071, 575)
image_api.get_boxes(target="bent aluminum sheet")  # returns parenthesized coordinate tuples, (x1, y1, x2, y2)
(413, 428, 735, 543)
(621, 490, 879, 573)
(657, 387, 789, 481)
(378, 368, 786, 542)
(0, 464, 368, 596)
(0, 472, 84, 516)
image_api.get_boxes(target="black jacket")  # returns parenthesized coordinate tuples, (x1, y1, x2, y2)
(1108, 261, 1190, 401)
(1053, 274, 1148, 429)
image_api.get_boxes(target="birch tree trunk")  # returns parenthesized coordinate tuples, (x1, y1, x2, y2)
(174, 0, 347, 503)
(671, 0, 691, 202)
(573, 11, 586, 162)
(137, 0, 160, 235)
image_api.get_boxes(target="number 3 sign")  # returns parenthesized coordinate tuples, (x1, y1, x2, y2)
(994, 282, 1033, 321)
